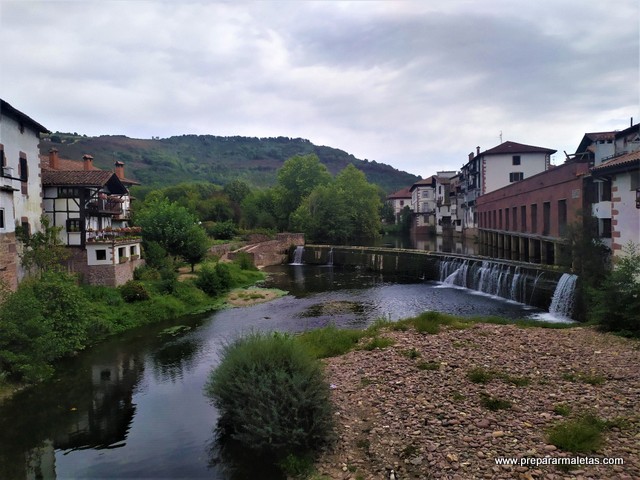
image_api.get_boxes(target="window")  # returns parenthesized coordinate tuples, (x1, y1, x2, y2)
(505, 208, 510, 230)
(509, 172, 524, 182)
(543, 202, 551, 235)
(521, 205, 527, 232)
(558, 200, 567, 236)
(601, 181, 611, 201)
(130, 245, 137, 256)
(19, 156, 28, 182)
(399, 200, 404, 207)
(0, 145, 4, 168)
(67, 219, 81, 232)
(96, 249, 107, 261)
(512, 155, 521, 165)
(0, 209, 4, 229)
(631, 172, 640, 191)
(58, 187, 81, 198)
(512, 207, 517, 231)
(531, 204, 538, 234)
(118, 247, 126, 258)
(601, 218, 612, 238)
(498, 209, 503, 229)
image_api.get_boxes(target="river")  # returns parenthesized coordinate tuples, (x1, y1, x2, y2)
(0, 264, 544, 479)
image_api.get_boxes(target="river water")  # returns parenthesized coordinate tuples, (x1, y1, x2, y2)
(0, 264, 543, 479)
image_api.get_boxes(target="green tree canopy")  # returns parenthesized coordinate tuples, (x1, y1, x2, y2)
(134, 197, 205, 258)
(274, 154, 332, 229)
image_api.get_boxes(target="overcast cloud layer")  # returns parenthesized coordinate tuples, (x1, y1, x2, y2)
(1, 1, 638, 179)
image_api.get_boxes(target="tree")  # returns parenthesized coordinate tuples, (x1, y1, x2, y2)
(16, 215, 70, 275)
(224, 179, 251, 205)
(134, 197, 205, 259)
(241, 189, 278, 230)
(274, 154, 332, 229)
(291, 164, 382, 243)
(182, 224, 210, 272)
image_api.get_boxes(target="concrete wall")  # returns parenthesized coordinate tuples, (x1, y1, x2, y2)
(611, 170, 640, 255)
(484, 152, 549, 194)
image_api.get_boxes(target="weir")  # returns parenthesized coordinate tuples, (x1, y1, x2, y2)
(296, 245, 576, 316)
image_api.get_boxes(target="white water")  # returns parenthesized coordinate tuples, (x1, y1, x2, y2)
(327, 248, 334, 266)
(290, 246, 305, 265)
(548, 273, 578, 319)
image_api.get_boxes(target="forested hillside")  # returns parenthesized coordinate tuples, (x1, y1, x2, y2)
(41, 133, 420, 192)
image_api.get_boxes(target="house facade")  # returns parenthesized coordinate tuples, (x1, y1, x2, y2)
(386, 186, 412, 224)
(434, 171, 459, 235)
(409, 176, 436, 233)
(0, 99, 49, 291)
(589, 124, 640, 258)
(42, 149, 143, 286)
(460, 141, 556, 236)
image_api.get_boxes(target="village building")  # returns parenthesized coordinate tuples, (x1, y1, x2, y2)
(0, 99, 49, 291)
(589, 123, 640, 257)
(409, 176, 436, 234)
(459, 141, 556, 236)
(41, 148, 143, 286)
(385, 186, 412, 224)
(433, 171, 459, 235)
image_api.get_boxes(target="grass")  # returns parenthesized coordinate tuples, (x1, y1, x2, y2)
(417, 361, 440, 371)
(467, 367, 496, 384)
(562, 371, 606, 385)
(553, 403, 572, 416)
(479, 392, 512, 411)
(546, 413, 607, 453)
(296, 325, 365, 359)
(361, 336, 395, 351)
(401, 347, 421, 359)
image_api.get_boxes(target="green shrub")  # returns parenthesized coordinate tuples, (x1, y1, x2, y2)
(553, 403, 572, 416)
(547, 413, 606, 453)
(195, 262, 232, 297)
(233, 251, 257, 271)
(0, 272, 92, 382)
(205, 332, 334, 464)
(589, 242, 640, 335)
(417, 361, 440, 371)
(361, 336, 394, 351)
(119, 280, 150, 302)
(467, 367, 495, 384)
(207, 220, 238, 240)
(479, 392, 512, 411)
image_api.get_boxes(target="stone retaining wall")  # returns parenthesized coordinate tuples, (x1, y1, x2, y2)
(227, 233, 305, 267)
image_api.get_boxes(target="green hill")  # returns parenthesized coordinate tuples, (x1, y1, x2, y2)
(41, 133, 419, 192)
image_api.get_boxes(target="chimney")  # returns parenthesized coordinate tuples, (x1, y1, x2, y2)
(82, 154, 94, 171)
(476, 146, 480, 155)
(468, 152, 474, 161)
(49, 148, 59, 169)
(115, 160, 125, 180)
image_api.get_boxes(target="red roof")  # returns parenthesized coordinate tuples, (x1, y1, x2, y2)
(591, 150, 640, 173)
(409, 176, 435, 191)
(481, 141, 556, 156)
(40, 154, 101, 171)
(42, 170, 116, 186)
(387, 186, 412, 199)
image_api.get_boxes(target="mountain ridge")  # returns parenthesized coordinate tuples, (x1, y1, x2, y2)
(41, 133, 420, 192)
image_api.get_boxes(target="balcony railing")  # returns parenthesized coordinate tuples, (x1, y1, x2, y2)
(86, 199, 124, 216)
(86, 227, 142, 244)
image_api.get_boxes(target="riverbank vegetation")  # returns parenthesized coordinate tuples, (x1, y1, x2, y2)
(0, 258, 263, 386)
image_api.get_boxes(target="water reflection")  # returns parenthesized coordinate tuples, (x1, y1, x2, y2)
(356, 233, 477, 255)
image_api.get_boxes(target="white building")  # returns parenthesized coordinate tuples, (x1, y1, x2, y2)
(460, 141, 556, 235)
(386, 186, 412, 223)
(409, 176, 436, 233)
(0, 99, 49, 290)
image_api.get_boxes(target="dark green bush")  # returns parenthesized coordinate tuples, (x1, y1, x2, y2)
(205, 332, 334, 464)
(547, 413, 606, 453)
(207, 220, 237, 240)
(195, 262, 232, 297)
(0, 272, 91, 382)
(233, 251, 257, 271)
(119, 280, 150, 303)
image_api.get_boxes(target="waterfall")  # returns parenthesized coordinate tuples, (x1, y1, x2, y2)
(327, 248, 334, 266)
(438, 257, 530, 304)
(291, 246, 305, 265)
(548, 273, 578, 318)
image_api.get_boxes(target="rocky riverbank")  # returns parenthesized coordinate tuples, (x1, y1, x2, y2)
(315, 324, 640, 480)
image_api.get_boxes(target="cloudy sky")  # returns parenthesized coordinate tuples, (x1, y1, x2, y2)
(1, 1, 638, 178)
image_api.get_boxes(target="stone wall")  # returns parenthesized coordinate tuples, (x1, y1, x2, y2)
(0, 232, 18, 292)
(228, 233, 305, 267)
(66, 247, 143, 287)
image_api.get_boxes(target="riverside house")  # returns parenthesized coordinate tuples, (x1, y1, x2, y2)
(0, 99, 49, 291)
(42, 148, 143, 286)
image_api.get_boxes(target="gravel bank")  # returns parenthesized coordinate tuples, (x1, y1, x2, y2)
(315, 324, 640, 480)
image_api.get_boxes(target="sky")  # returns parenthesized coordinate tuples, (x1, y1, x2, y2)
(1, 0, 638, 179)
